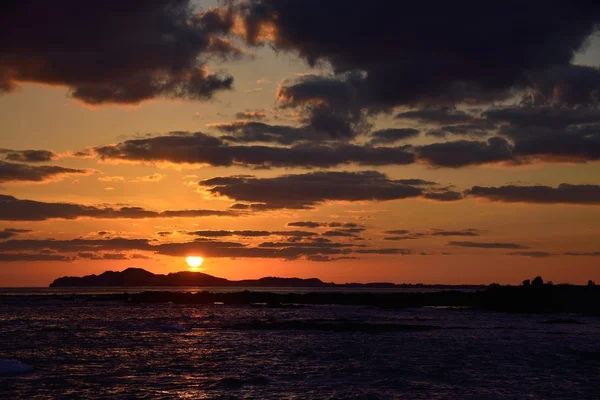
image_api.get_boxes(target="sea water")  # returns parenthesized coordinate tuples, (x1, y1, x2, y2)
(0, 290, 599, 399)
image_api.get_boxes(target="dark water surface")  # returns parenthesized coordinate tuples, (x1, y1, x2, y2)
(1, 291, 599, 399)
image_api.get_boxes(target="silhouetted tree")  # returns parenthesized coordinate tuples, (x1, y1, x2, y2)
(522, 279, 531, 287)
(532, 276, 544, 287)
(589, 280, 596, 287)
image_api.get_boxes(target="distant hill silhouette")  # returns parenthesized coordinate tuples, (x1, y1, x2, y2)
(48, 271, 600, 315)
(49, 268, 479, 289)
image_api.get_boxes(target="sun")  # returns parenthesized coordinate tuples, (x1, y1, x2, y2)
(186, 256, 204, 270)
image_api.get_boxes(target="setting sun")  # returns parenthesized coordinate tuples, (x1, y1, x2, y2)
(186, 256, 204, 269)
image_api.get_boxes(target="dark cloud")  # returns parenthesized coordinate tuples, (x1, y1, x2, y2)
(431, 230, 480, 237)
(480, 105, 600, 163)
(322, 229, 360, 238)
(187, 229, 316, 237)
(384, 230, 410, 235)
(355, 249, 411, 255)
(466, 184, 600, 205)
(369, 128, 420, 145)
(422, 190, 464, 202)
(200, 171, 457, 210)
(395, 107, 474, 124)
(383, 229, 478, 240)
(235, 110, 268, 120)
(484, 106, 600, 131)
(527, 65, 600, 107)
(425, 120, 496, 139)
(448, 241, 528, 249)
(0, 238, 154, 253)
(211, 121, 323, 144)
(239, 1, 600, 107)
(507, 251, 553, 258)
(0, 149, 57, 162)
(0, 228, 31, 239)
(416, 137, 513, 168)
(94, 131, 416, 169)
(258, 239, 351, 249)
(0, 1, 236, 105)
(0, 253, 72, 262)
(287, 221, 365, 229)
(0, 194, 237, 221)
(0, 160, 88, 183)
(102, 253, 130, 261)
(287, 221, 321, 228)
(276, 73, 370, 139)
(563, 251, 600, 257)
(90, 125, 600, 168)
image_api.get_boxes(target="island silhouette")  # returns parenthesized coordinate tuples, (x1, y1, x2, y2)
(50, 267, 478, 289)
(49, 269, 600, 315)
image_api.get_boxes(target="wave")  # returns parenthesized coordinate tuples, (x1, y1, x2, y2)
(0, 359, 33, 375)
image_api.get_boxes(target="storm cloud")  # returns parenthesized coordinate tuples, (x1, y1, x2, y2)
(239, 1, 600, 107)
(0, 0, 236, 104)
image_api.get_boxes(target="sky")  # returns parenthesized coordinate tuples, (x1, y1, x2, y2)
(1, 0, 600, 286)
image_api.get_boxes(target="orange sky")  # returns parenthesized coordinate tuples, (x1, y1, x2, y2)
(1, 1, 600, 286)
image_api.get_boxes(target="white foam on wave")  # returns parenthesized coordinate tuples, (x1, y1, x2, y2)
(0, 359, 33, 374)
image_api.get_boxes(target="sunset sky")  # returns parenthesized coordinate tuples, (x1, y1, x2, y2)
(1, 0, 600, 286)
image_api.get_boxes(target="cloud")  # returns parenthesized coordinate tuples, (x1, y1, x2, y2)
(210, 120, 328, 144)
(0, 194, 238, 221)
(0, 228, 31, 240)
(395, 107, 474, 124)
(383, 230, 410, 235)
(0, 149, 57, 162)
(416, 137, 513, 168)
(0, 160, 89, 183)
(0, 253, 72, 262)
(563, 251, 600, 257)
(96, 133, 417, 168)
(507, 251, 553, 258)
(131, 173, 166, 183)
(481, 105, 600, 163)
(187, 229, 316, 237)
(101, 253, 130, 261)
(235, 110, 268, 120)
(383, 228, 479, 240)
(97, 176, 125, 183)
(355, 249, 411, 255)
(287, 221, 365, 229)
(84, 121, 600, 169)
(466, 184, 600, 205)
(322, 229, 361, 238)
(430, 230, 480, 237)
(369, 128, 420, 145)
(0, 1, 236, 104)
(239, 1, 600, 107)
(275, 73, 369, 139)
(422, 190, 464, 202)
(448, 241, 528, 249)
(200, 170, 458, 209)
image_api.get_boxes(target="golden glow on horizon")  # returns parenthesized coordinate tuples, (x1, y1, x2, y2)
(186, 256, 204, 270)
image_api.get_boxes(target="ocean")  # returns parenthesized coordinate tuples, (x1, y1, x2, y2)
(1, 288, 599, 399)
